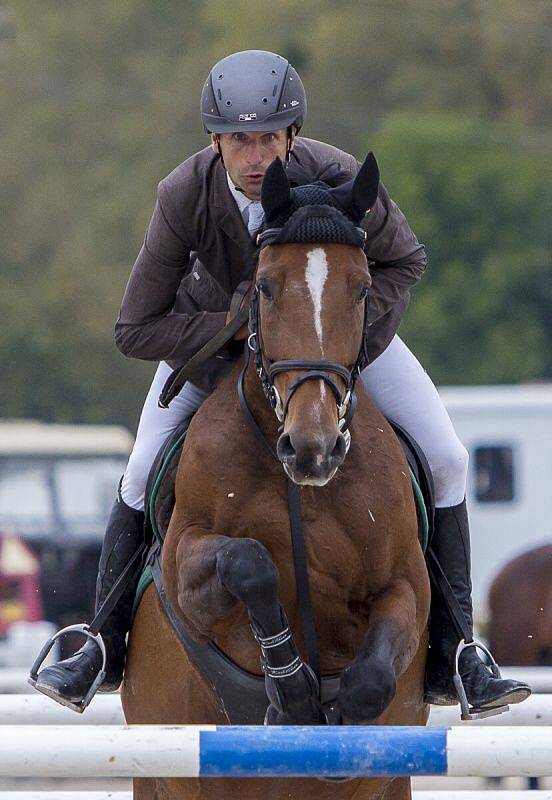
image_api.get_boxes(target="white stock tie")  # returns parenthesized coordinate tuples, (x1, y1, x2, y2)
(247, 201, 265, 239)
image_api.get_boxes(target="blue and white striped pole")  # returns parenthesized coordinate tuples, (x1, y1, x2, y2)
(0, 726, 550, 778)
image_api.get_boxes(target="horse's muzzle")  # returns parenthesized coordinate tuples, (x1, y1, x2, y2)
(276, 429, 347, 486)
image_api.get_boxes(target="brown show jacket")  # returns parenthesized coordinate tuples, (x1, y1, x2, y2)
(115, 137, 427, 394)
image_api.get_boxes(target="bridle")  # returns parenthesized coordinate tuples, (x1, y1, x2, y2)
(244, 232, 371, 446)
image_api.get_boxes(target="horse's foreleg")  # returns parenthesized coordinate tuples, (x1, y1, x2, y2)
(174, 533, 325, 725)
(215, 537, 326, 725)
(337, 578, 422, 723)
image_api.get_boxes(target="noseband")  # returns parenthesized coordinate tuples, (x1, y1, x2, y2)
(246, 276, 370, 441)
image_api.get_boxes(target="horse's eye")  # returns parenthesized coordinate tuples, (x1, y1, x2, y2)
(258, 281, 273, 300)
(356, 284, 370, 303)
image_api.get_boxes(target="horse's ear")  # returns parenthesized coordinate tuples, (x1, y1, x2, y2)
(353, 152, 380, 216)
(329, 151, 380, 223)
(261, 157, 291, 220)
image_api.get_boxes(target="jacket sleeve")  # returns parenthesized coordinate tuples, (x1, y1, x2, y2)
(115, 181, 227, 363)
(362, 181, 427, 325)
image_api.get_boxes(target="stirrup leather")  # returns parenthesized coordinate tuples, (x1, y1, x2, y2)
(28, 623, 107, 714)
(453, 638, 509, 721)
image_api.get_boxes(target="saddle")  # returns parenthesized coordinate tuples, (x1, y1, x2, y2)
(132, 417, 435, 725)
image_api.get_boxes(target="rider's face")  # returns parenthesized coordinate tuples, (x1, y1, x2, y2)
(211, 129, 294, 200)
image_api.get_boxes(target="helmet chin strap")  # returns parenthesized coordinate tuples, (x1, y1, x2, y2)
(285, 126, 293, 163)
(213, 134, 225, 167)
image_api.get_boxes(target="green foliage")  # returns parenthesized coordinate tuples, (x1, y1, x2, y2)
(371, 113, 552, 383)
(0, 0, 551, 427)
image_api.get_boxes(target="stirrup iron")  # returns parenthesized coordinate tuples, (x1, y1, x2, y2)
(452, 638, 509, 721)
(28, 623, 107, 714)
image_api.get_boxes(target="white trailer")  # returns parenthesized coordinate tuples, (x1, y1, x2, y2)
(439, 384, 552, 620)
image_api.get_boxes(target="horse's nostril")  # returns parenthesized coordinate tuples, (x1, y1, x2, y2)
(276, 433, 296, 463)
(331, 433, 347, 463)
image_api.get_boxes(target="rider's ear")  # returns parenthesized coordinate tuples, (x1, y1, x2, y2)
(261, 157, 291, 220)
(329, 152, 380, 223)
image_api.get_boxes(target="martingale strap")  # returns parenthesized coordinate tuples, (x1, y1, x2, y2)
(287, 479, 321, 682)
(237, 345, 322, 686)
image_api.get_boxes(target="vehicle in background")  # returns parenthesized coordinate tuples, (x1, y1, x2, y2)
(439, 384, 552, 623)
(0, 421, 132, 652)
(0, 532, 42, 635)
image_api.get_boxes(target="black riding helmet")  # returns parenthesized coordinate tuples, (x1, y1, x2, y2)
(201, 50, 307, 135)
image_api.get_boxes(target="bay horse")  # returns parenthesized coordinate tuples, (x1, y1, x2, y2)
(122, 154, 431, 800)
(489, 544, 552, 666)
(487, 545, 552, 791)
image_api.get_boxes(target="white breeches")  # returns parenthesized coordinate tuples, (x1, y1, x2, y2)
(120, 363, 208, 510)
(121, 336, 468, 511)
(359, 336, 468, 507)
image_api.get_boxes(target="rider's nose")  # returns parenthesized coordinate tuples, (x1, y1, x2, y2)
(245, 144, 262, 165)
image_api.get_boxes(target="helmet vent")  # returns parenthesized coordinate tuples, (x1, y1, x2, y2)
(262, 97, 268, 104)
(217, 89, 222, 100)
(226, 100, 232, 106)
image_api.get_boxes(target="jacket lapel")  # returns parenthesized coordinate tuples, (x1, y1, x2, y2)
(211, 159, 258, 286)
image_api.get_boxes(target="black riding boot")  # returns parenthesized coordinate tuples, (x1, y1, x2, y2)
(31, 494, 145, 709)
(425, 500, 531, 712)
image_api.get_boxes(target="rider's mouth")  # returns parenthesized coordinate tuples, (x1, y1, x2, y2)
(244, 173, 264, 181)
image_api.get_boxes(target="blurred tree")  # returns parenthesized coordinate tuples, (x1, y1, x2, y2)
(371, 113, 552, 383)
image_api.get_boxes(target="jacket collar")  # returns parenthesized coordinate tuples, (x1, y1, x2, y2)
(212, 158, 255, 253)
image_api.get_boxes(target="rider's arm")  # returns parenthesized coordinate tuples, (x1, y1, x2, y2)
(115, 181, 227, 363)
(362, 181, 427, 324)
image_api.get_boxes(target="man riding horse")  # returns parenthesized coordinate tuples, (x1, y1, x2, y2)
(32, 49, 529, 715)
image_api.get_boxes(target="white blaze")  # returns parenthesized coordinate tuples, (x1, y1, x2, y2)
(305, 247, 328, 353)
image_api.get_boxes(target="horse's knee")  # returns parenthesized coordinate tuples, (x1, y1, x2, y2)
(216, 538, 279, 603)
(430, 439, 469, 507)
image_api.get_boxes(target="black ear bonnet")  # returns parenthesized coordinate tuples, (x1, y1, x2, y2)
(257, 153, 380, 249)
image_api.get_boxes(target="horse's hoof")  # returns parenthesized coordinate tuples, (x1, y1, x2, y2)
(338, 656, 397, 723)
(264, 702, 327, 726)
